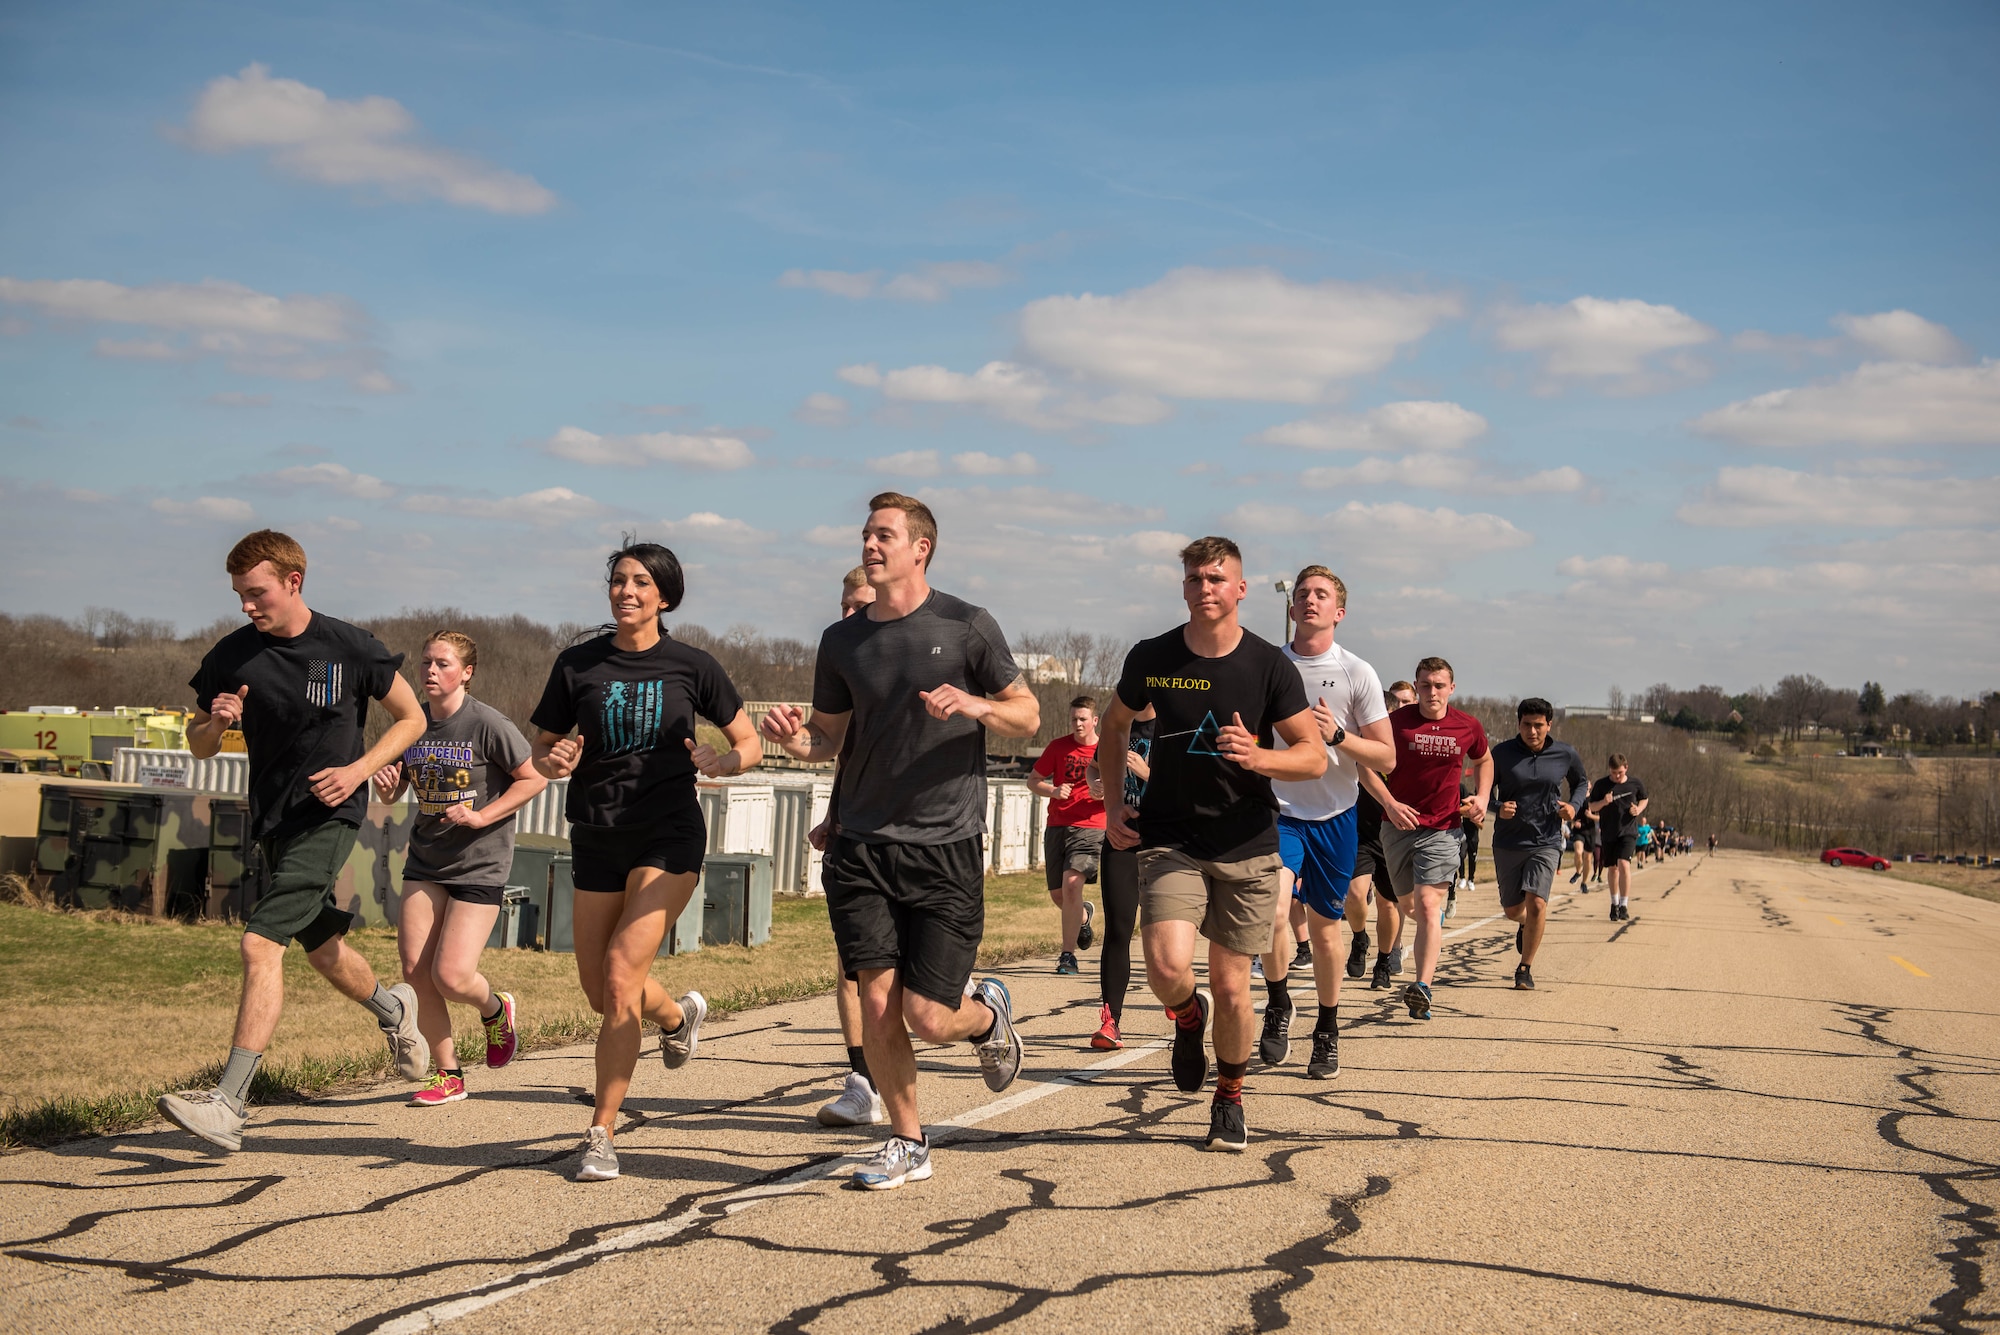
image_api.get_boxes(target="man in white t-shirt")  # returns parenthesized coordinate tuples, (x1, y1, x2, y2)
(1258, 565, 1396, 1080)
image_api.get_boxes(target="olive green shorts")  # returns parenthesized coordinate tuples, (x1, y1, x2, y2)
(1136, 846, 1285, 957)
(248, 821, 359, 951)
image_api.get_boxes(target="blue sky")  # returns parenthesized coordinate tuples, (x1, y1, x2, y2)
(3, 1, 1996, 705)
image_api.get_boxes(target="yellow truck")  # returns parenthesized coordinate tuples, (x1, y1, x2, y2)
(0, 707, 191, 775)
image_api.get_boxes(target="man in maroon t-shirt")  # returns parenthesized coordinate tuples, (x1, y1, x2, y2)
(1029, 696, 1108, 976)
(1380, 656, 1492, 1021)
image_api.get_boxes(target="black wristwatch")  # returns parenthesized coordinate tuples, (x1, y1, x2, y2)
(1330, 723, 1346, 748)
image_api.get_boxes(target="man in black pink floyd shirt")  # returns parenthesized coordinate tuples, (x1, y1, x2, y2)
(1098, 535, 1326, 1154)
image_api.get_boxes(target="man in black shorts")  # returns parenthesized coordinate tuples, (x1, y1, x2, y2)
(1358, 680, 1417, 989)
(1587, 753, 1649, 920)
(1487, 697, 1587, 989)
(158, 530, 431, 1153)
(763, 492, 1040, 1190)
(1099, 536, 1325, 1153)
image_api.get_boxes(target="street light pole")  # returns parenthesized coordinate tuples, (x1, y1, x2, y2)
(1273, 579, 1294, 647)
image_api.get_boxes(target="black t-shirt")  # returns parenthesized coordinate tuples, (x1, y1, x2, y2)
(530, 632, 744, 830)
(189, 612, 403, 841)
(811, 589, 1019, 846)
(1589, 775, 1649, 842)
(1114, 626, 1309, 861)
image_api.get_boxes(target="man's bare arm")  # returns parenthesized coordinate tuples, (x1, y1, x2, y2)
(759, 703, 850, 763)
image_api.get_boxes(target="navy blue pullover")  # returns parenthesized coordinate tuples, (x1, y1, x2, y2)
(1488, 736, 1589, 850)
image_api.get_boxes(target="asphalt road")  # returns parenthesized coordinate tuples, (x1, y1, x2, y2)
(3, 850, 1995, 1334)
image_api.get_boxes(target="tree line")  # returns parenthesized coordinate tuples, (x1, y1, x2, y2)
(1616, 676, 1997, 751)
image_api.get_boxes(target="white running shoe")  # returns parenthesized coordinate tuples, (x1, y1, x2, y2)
(157, 1088, 245, 1153)
(575, 1126, 619, 1181)
(661, 991, 707, 1069)
(382, 982, 429, 1081)
(816, 1071, 886, 1127)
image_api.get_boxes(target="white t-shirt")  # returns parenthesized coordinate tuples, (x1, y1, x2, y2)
(1272, 639, 1388, 821)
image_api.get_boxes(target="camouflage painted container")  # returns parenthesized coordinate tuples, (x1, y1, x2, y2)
(34, 781, 221, 916)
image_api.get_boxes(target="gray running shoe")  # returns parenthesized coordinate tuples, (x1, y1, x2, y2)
(972, 978, 1023, 1092)
(1307, 1029, 1340, 1080)
(661, 991, 707, 1069)
(1076, 900, 1096, 951)
(816, 1071, 886, 1127)
(382, 982, 429, 1081)
(1258, 998, 1293, 1066)
(1388, 945, 1407, 977)
(854, 1135, 931, 1190)
(575, 1126, 619, 1181)
(157, 1088, 245, 1153)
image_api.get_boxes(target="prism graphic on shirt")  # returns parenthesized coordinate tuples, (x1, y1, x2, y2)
(599, 679, 669, 758)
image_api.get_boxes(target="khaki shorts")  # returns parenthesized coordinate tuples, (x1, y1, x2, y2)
(1136, 846, 1284, 957)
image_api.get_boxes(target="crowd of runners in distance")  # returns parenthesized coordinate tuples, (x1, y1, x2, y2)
(155, 500, 1707, 1186)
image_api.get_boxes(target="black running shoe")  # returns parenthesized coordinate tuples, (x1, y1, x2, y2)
(1205, 1098, 1247, 1152)
(1514, 963, 1534, 990)
(1170, 990, 1211, 1092)
(1076, 900, 1096, 951)
(1345, 929, 1369, 979)
(1307, 1028, 1339, 1079)
(1259, 998, 1293, 1066)
(1403, 981, 1433, 1021)
(1609, 903, 1619, 922)
(1293, 939, 1312, 967)
(1369, 954, 1391, 991)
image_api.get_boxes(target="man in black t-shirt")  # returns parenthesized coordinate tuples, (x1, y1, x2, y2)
(1587, 752, 1649, 921)
(762, 493, 1041, 1192)
(1099, 536, 1325, 1154)
(157, 531, 430, 1155)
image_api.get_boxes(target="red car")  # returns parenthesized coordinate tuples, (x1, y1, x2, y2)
(1822, 847, 1890, 871)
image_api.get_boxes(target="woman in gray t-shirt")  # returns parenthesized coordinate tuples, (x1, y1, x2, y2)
(370, 631, 545, 1107)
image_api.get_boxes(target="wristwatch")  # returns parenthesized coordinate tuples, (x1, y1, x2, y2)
(1330, 723, 1346, 747)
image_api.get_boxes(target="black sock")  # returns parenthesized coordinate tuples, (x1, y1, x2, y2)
(973, 1005, 998, 1045)
(1265, 975, 1290, 1008)
(846, 1045, 872, 1084)
(480, 997, 503, 1022)
(1314, 1005, 1339, 1035)
(441, 1067, 463, 1079)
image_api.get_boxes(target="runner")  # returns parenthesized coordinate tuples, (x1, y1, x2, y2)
(1083, 705, 1154, 1049)
(808, 567, 886, 1127)
(157, 530, 431, 1153)
(530, 539, 763, 1182)
(1636, 817, 1656, 869)
(1379, 657, 1492, 1021)
(1098, 536, 1325, 1152)
(1448, 767, 1484, 920)
(1028, 697, 1106, 977)
(1587, 754, 1649, 920)
(1487, 697, 1588, 991)
(761, 492, 1038, 1190)
(1358, 680, 1418, 990)
(1707, 832, 1717, 854)
(1568, 802, 1597, 890)
(369, 630, 546, 1107)
(1256, 566, 1394, 1080)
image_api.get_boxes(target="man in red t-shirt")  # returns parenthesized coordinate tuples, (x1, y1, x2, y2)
(1380, 656, 1491, 1021)
(1029, 696, 1107, 976)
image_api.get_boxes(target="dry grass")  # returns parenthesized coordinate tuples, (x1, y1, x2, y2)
(1785, 854, 2000, 904)
(0, 871, 1073, 1147)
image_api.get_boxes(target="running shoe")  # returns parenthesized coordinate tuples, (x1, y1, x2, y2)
(1056, 951, 1080, 976)
(1205, 1099, 1247, 1152)
(1609, 902, 1619, 921)
(1442, 891, 1458, 921)
(1369, 954, 1391, 991)
(1307, 1028, 1339, 1080)
(1259, 997, 1293, 1066)
(661, 991, 707, 1069)
(1090, 1003, 1123, 1051)
(410, 1072, 467, 1106)
(1250, 955, 1264, 979)
(972, 978, 1023, 1092)
(156, 1088, 245, 1153)
(1345, 929, 1369, 980)
(1294, 939, 1312, 967)
(483, 991, 518, 1068)
(816, 1071, 886, 1127)
(1514, 963, 1535, 991)
(381, 982, 430, 1081)
(854, 1134, 931, 1190)
(1389, 945, 1407, 977)
(1169, 989, 1211, 1092)
(575, 1126, 619, 1181)
(1076, 900, 1096, 951)
(1403, 981, 1433, 1021)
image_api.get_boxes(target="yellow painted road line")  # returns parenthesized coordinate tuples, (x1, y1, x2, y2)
(1889, 955, 1931, 978)
(1826, 916, 1844, 927)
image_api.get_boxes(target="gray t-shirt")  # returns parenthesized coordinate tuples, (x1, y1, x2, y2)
(400, 696, 533, 887)
(811, 589, 1019, 846)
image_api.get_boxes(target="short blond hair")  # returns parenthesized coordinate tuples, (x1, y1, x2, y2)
(1294, 564, 1347, 609)
(841, 565, 870, 591)
(226, 529, 307, 581)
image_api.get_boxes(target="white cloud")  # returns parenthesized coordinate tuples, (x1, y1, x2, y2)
(793, 391, 851, 426)
(1018, 267, 1459, 402)
(836, 363, 883, 388)
(918, 485, 1162, 527)
(206, 391, 271, 408)
(0, 275, 393, 391)
(868, 449, 942, 477)
(863, 360, 1170, 432)
(1677, 465, 2000, 528)
(541, 425, 755, 470)
(1830, 310, 1969, 365)
(1487, 466, 1587, 495)
(151, 495, 254, 522)
(1557, 555, 1671, 582)
(260, 461, 395, 499)
(1224, 499, 1533, 553)
(658, 512, 768, 542)
(782, 260, 1009, 303)
(399, 486, 601, 525)
(321, 515, 363, 532)
(1298, 455, 1583, 496)
(804, 524, 857, 548)
(179, 64, 556, 215)
(953, 451, 1042, 477)
(1691, 360, 2000, 448)
(780, 269, 881, 299)
(1253, 400, 1489, 451)
(1492, 296, 1715, 391)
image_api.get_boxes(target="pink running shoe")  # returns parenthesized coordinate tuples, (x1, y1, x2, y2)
(410, 1073, 466, 1107)
(483, 991, 518, 1068)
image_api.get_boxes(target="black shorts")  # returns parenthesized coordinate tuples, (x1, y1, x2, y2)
(824, 834, 985, 1008)
(1351, 835, 1395, 901)
(1044, 825, 1105, 890)
(1604, 833, 1639, 865)
(569, 805, 708, 892)
(401, 875, 506, 907)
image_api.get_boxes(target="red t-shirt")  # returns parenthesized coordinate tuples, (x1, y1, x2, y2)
(1383, 704, 1489, 830)
(1032, 735, 1106, 828)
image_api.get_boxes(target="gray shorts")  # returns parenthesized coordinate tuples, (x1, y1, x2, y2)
(1494, 846, 1561, 908)
(1043, 825, 1105, 890)
(1382, 825, 1462, 898)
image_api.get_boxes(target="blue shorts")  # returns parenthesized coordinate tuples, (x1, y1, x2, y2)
(1277, 808, 1357, 919)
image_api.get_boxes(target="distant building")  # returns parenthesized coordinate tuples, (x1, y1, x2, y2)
(1015, 652, 1083, 684)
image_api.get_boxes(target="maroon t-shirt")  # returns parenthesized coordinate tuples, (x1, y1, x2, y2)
(1383, 704, 1490, 830)
(1033, 735, 1106, 828)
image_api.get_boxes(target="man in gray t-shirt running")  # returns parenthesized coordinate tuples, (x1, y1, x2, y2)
(762, 492, 1041, 1192)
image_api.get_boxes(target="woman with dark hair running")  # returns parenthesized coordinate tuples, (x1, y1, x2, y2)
(1085, 704, 1154, 1049)
(530, 540, 762, 1182)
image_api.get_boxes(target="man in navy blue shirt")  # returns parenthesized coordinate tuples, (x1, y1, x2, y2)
(1487, 698, 1588, 991)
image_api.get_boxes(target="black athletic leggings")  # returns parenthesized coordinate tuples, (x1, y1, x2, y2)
(1099, 845, 1141, 1019)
